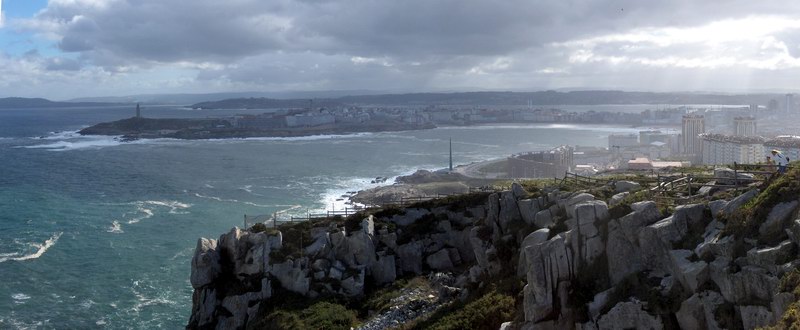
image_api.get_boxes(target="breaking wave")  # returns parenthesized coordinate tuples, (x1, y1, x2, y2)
(0, 232, 63, 263)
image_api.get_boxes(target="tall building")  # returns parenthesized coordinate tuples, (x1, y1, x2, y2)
(682, 114, 705, 161)
(768, 99, 779, 111)
(734, 116, 756, 137)
(700, 134, 765, 165)
(786, 94, 795, 113)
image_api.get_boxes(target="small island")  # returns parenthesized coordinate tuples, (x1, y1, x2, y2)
(79, 105, 436, 140)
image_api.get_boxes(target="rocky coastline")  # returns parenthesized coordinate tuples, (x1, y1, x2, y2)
(350, 169, 499, 206)
(187, 167, 800, 329)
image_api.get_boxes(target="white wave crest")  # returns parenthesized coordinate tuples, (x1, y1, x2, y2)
(107, 221, 124, 233)
(140, 200, 191, 214)
(127, 206, 154, 224)
(125, 200, 191, 224)
(315, 165, 441, 212)
(0, 232, 63, 263)
(193, 193, 272, 208)
(12, 293, 31, 301)
(20, 130, 125, 151)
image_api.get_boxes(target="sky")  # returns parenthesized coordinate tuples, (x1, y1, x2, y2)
(0, 0, 799, 99)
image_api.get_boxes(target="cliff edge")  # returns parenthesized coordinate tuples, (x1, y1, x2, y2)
(188, 166, 800, 330)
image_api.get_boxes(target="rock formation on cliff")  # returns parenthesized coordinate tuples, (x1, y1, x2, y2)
(188, 167, 800, 330)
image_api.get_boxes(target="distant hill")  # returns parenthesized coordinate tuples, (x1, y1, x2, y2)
(190, 90, 787, 109)
(68, 90, 386, 105)
(191, 98, 345, 109)
(0, 97, 120, 109)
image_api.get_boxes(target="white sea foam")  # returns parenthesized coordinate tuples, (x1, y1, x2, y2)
(140, 200, 191, 214)
(127, 206, 154, 224)
(204, 132, 374, 143)
(170, 247, 194, 261)
(0, 232, 63, 263)
(21, 130, 181, 151)
(124, 200, 191, 224)
(315, 165, 429, 212)
(129, 280, 177, 313)
(12, 293, 31, 302)
(318, 180, 372, 212)
(193, 193, 272, 208)
(80, 299, 96, 309)
(107, 221, 124, 234)
(36, 130, 83, 140)
(20, 136, 125, 151)
(19, 129, 130, 151)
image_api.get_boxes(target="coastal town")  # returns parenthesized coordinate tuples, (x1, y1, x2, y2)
(80, 94, 800, 182)
(454, 96, 800, 179)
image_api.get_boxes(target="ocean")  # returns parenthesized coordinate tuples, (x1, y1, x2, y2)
(0, 105, 642, 328)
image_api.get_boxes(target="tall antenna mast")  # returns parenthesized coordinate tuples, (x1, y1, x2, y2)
(449, 138, 453, 172)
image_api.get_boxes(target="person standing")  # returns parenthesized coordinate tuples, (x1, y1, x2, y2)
(771, 149, 789, 174)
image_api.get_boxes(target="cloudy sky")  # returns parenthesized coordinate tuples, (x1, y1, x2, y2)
(1, 0, 799, 99)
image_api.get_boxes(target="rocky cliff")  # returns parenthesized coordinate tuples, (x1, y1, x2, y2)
(188, 168, 800, 330)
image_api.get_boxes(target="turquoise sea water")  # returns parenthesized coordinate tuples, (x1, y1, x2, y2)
(0, 106, 642, 328)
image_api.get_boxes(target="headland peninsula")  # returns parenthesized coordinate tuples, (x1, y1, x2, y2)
(78, 106, 436, 140)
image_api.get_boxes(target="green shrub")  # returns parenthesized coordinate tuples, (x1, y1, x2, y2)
(780, 269, 800, 295)
(721, 166, 800, 242)
(766, 302, 800, 330)
(252, 310, 305, 330)
(418, 291, 515, 330)
(250, 302, 357, 330)
(362, 277, 429, 314)
(300, 302, 358, 330)
(249, 222, 268, 233)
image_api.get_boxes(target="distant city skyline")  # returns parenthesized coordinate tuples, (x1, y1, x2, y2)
(0, 1, 799, 99)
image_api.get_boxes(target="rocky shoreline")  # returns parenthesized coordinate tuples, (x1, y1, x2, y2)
(187, 167, 800, 329)
(351, 169, 499, 206)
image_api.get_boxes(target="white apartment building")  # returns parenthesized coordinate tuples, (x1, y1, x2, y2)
(700, 134, 765, 165)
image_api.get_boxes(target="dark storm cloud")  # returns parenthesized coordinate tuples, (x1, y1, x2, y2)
(22, 0, 799, 65)
(4, 0, 800, 97)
